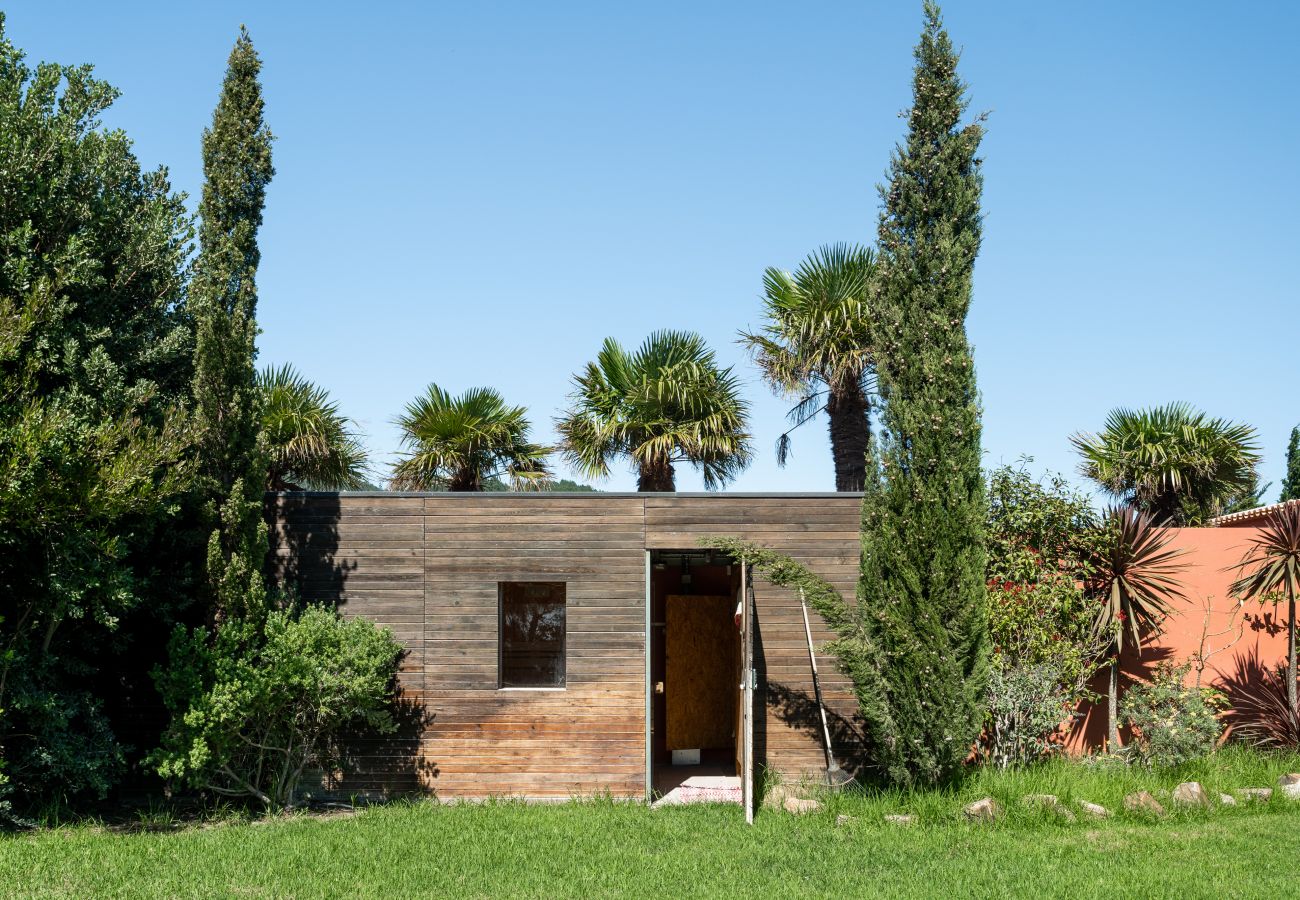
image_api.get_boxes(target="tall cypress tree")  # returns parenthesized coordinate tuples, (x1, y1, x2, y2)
(1281, 426, 1300, 502)
(189, 27, 275, 622)
(856, 2, 988, 786)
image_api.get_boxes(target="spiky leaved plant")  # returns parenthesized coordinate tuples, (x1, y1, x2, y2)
(1229, 502, 1300, 723)
(1086, 506, 1189, 750)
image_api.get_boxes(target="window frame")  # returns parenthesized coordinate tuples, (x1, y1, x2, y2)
(497, 581, 568, 691)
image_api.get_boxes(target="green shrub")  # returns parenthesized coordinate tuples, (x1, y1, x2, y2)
(153, 605, 403, 812)
(1121, 664, 1223, 767)
(983, 464, 1106, 765)
(985, 661, 1077, 768)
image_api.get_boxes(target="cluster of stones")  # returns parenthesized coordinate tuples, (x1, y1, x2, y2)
(951, 773, 1300, 823)
(768, 773, 1300, 824)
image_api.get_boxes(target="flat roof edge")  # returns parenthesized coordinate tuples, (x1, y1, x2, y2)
(268, 491, 865, 499)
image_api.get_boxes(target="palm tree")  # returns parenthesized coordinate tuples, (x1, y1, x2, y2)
(739, 244, 877, 491)
(1087, 506, 1189, 749)
(1229, 502, 1300, 722)
(1071, 403, 1261, 525)
(258, 364, 369, 491)
(557, 330, 752, 492)
(390, 384, 550, 491)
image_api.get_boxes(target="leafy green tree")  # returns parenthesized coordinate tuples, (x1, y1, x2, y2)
(188, 27, 275, 623)
(0, 15, 194, 807)
(153, 605, 402, 811)
(258, 365, 369, 491)
(155, 29, 282, 806)
(1281, 426, 1300, 502)
(984, 465, 1107, 766)
(853, 2, 989, 786)
(1071, 403, 1261, 525)
(740, 244, 877, 490)
(558, 330, 752, 492)
(1086, 506, 1188, 750)
(1229, 503, 1300, 725)
(390, 385, 551, 491)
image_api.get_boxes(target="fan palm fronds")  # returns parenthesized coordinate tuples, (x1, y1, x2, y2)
(258, 364, 369, 491)
(557, 330, 752, 492)
(390, 384, 550, 492)
(739, 244, 876, 489)
(1071, 403, 1261, 524)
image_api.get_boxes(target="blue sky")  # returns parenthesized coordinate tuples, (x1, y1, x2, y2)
(7, 1, 1297, 495)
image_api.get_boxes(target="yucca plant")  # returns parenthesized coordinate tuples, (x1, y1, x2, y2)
(1225, 659, 1300, 749)
(258, 364, 370, 491)
(390, 385, 551, 491)
(557, 330, 752, 492)
(738, 243, 877, 491)
(1086, 506, 1189, 749)
(1229, 502, 1300, 722)
(1071, 403, 1261, 524)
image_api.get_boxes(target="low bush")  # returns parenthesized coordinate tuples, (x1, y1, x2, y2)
(153, 604, 403, 812)
(985, 661, 1076, 768)
(1120, 664, 1223, 767)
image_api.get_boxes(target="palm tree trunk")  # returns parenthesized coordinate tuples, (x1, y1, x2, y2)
(826, 381, 870, 492)
(637, 459, 676, 492)
(449, 468, 482, 491)
(1108, 656, 1121, 751)
(1288, 581, 1297, 720)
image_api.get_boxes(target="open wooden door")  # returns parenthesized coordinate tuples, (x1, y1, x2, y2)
(740, 561, 755, 824)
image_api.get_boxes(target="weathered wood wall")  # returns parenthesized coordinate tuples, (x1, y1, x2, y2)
(269, 492, 863, 799)
(643, 496, 864, 779)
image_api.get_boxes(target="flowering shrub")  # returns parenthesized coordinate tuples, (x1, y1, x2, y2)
(982, 464, 1107, 766)
(1120, 664, 1224, 767)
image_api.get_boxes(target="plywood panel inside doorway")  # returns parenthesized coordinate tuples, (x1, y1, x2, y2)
(665, 594, 736, 751)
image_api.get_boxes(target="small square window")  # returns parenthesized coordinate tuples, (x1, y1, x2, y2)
(499, 582, 566, 688)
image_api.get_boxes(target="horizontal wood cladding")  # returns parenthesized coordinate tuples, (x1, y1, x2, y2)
(269, 492, 864, 798)
(419, 495, 646, 798)
(643, 496, 864, 777)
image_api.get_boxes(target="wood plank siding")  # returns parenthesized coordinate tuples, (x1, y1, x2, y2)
(269, 492, 863, 799)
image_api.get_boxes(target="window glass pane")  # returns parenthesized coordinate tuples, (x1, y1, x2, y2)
(500, 582, 566, 687)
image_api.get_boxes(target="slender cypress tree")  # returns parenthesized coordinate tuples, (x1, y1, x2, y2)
(1281, 426, 1300, 502)
(189, 27, 275, 622)
(855, 2, 989, 786)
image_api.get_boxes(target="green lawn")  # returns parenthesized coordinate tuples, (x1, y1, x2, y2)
(4, 750, 1298, 899)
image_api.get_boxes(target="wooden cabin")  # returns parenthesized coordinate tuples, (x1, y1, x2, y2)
(269, 492, 863, 816)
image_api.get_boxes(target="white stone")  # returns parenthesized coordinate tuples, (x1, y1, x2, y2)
(783, 796, 822, 814)
(963, 797, 1001, 821)
(1124, 791, 1165, 814)
(1172, 782, 1210, 807)
(1235, 787, 1273, 802)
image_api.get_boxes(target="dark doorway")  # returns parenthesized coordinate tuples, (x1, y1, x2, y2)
(648, 550, 742, 804)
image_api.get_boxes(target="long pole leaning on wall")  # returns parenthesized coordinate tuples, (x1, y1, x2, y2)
(644, 549, 653, 803)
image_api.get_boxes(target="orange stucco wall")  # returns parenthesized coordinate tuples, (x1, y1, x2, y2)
(1066, 526, 1293, 752)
